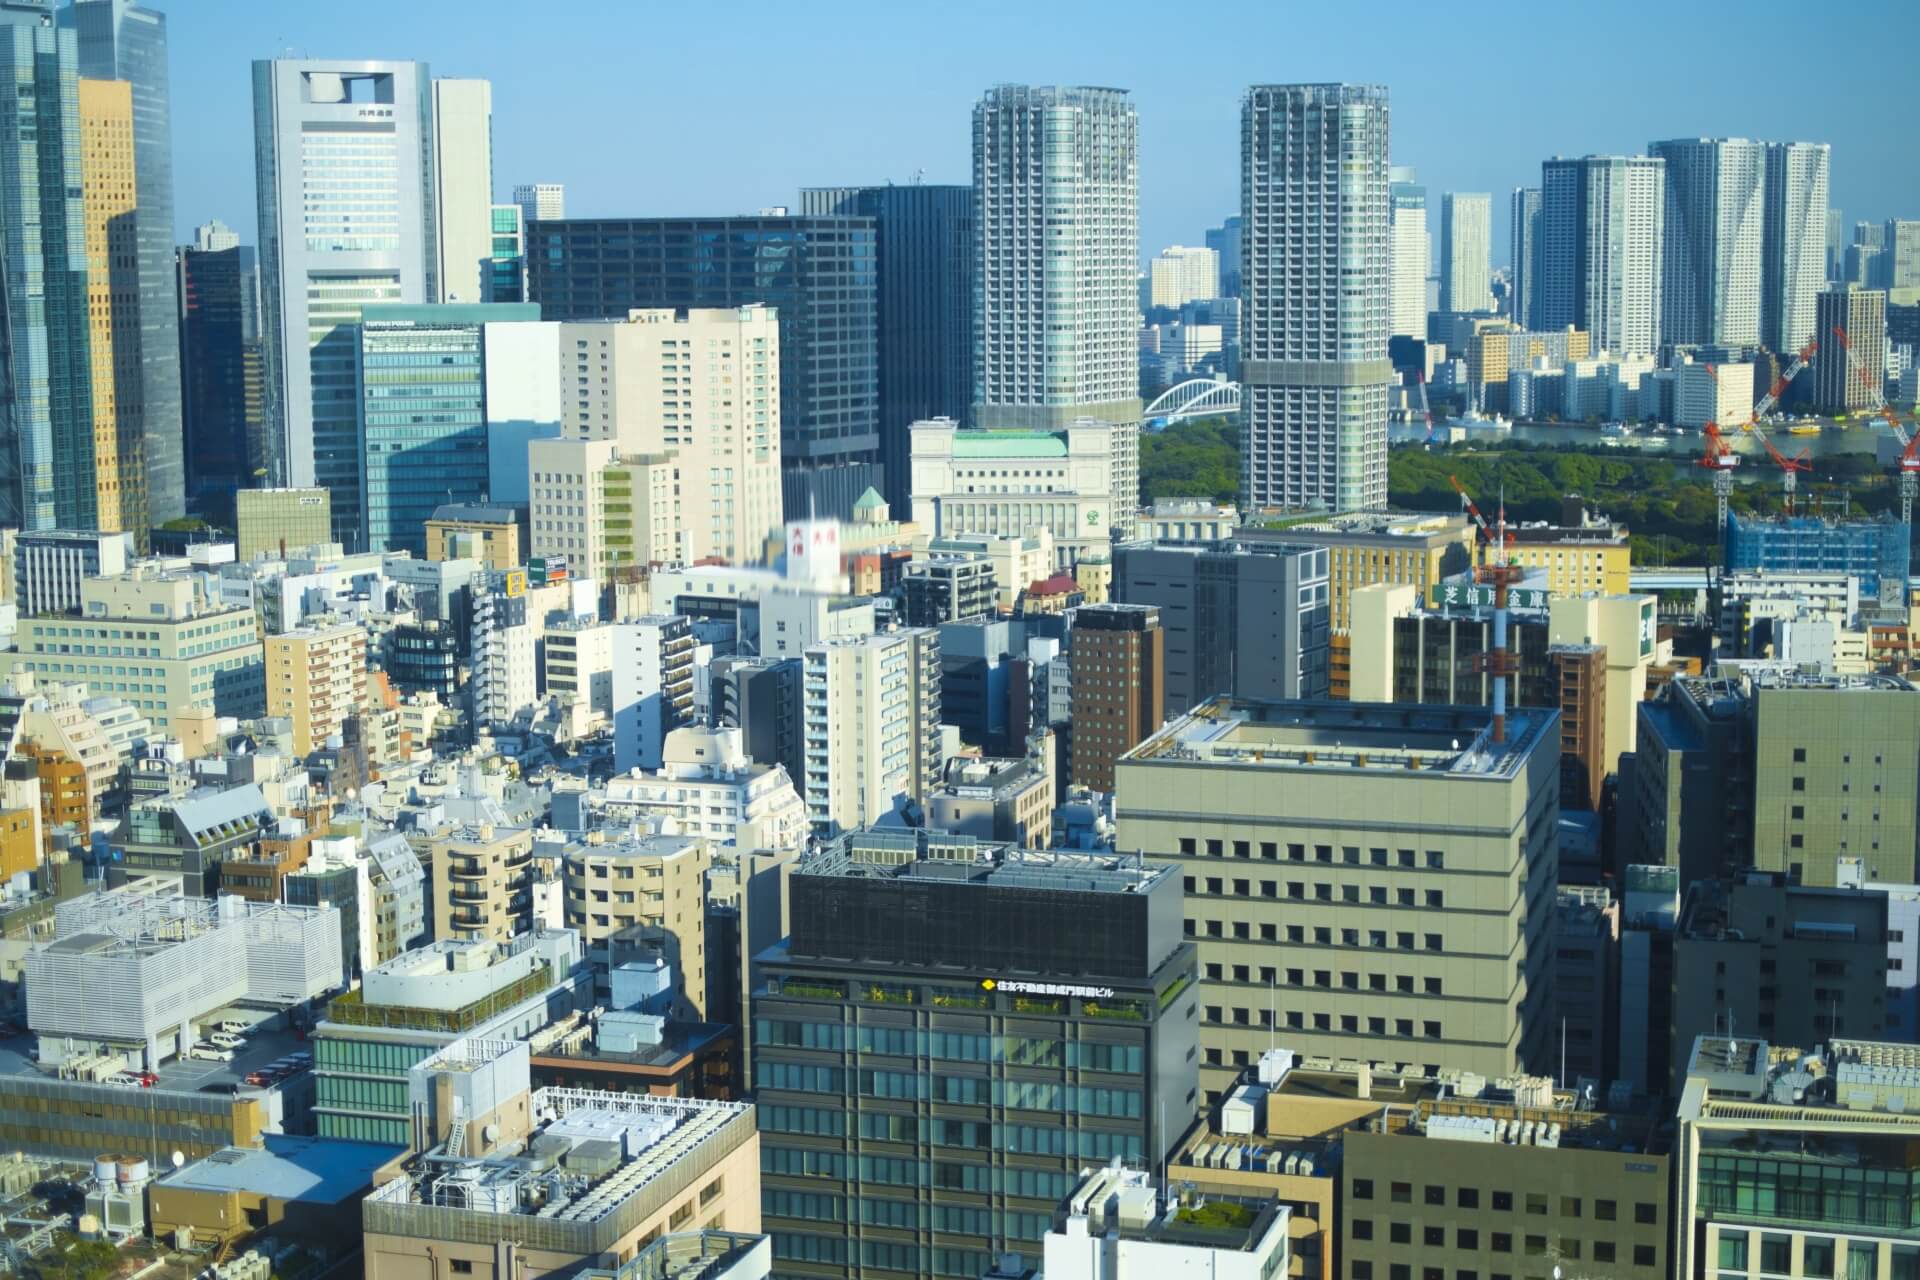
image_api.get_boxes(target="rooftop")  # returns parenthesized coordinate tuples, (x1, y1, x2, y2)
(364, 1088, 753, 1255)
(949, 430, 1069, 459)
(157, 1134, 402, 1204)
(1056, 1165, 1288, 1257)
(799, 829, 1167, 896)
(430, 503, 522, 525)
(1123, 696, 1550, 779)
(0, 1018, 313, 1098)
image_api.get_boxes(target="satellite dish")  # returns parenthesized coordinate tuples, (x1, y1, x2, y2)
(171, 1150, 185, 1169)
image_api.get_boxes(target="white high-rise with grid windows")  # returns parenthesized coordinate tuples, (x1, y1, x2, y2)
(1650, 138, 1766, 348)
(252, 59, 440, 549)
(512, 182, 564, 225)
(1241, 83, 1391, 513)
(1539, 155, 1666, 357)
(1440, 192, 1494, 314)
(972, 85, 1140, 438)
(1149, 245, 1219, 309)
(1763, 142, 1831, 355)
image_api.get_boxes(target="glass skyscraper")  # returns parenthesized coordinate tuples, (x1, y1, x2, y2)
(0, 1, 95, 532)
(1241, 83, 1391, 513)
(525, 215, 880, 520)
(799, 184, 972, 518)
(66, 0, 182, 524)
(486, 204, 525, 303)
(357, 303, 537, 556)
(177, 241, 261, 517)
(252, 59, 439, 549)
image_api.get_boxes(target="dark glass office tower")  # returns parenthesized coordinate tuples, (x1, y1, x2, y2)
(753, 829, 1198, 1280)
(799, 185, 971, 518)
(67, 0, 184, 524)
(526, 215, 880, 520)
(178, 243, 260, 517)
(0, 2, 95, 532)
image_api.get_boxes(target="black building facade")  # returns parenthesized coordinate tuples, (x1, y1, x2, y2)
(799, 186, 972, 517)
(525, 215, 880, 520)
(753, 830, 1198, 1280)
(177, 243, 261, 520)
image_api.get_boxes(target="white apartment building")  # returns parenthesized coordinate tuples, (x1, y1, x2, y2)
(1390, 170, 1429, 340)
(910, 416, 1138, 564)
(600, 725, 808, 855)
(1763, 142, 1831, 355)
(1440, 192, 1494, 314)
(558, 307, 781, 565)
(512, 182, 564, 224)
(801, 630, 941, 835)
(1674, 359, 1755, 430)
(612, 615, 694, 774)
(542, 618, 616, 723)
(528, 439, 685, 580)
(1149, 245, 1220, 309)
(974, 85, 1140, 432)
(1651, 138, 1767, 349)
(1540, 155, 1666, 356)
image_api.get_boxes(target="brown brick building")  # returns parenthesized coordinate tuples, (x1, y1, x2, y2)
(1069, 603, 1164, 792)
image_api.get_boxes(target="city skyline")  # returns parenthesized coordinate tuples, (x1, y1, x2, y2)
(169, 0, 1916, 264)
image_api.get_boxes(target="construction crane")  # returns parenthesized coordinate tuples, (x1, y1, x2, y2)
(1448, 474, 1525, 744)
(1745, 338, 1819, 425)
(1694, 420, 1741, 529)
(1832, 323, 1920, 524)
(1714, 360, 1811, 514)
(1415, 369, 1437, 447)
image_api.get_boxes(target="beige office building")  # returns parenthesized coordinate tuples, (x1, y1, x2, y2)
(1246, 513, 1474, 631)
(236, 488, 332, 559)
(801, 630, 942, 835)
(1548, 593, 1657, 777)
(0, 570, 265, 728)
(1115, 698, 1559, 1100)
(562, 829, 711, 1019)
(427, 821, 536, 944)
(265, 620, 367, 755)
(78, 79, 146, 541)
(424, 503, 521, 570)
(530, 439, 684, 580)
(909, 416, 1140, 560)
(558, 307, 781, 565)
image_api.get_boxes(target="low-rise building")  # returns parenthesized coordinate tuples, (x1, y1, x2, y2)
(424, 502, 523, 570)
(924, 754, 1053, 848)
(1242, 512, 1474, 632)
(582, 726, 806, 856)
(1141, 497, 1240, 544)
(1043, 1165, 1291, 1280)
(910, 416, 1139, 561)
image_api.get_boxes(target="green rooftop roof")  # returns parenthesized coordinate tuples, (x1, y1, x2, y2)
(853, 486, 887, 511)
(951, 431, 1068, 459)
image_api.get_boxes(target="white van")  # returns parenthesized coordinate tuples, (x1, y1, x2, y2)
(188, 1042, 233, 1062)
(216, 1020, 251, 1036)
(208, 1032, 245, 1050)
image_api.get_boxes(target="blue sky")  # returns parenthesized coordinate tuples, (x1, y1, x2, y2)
(173, 0, 1918, 262)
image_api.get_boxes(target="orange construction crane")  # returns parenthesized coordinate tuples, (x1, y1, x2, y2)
(1832, 323, 1920, 524)
(1448, 474, 1525, 743)
(1712, 360, 1811, 514)
(1694, 420, 1741, 529)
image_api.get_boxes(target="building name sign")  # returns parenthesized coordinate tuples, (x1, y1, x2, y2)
(981, 978, 1115, 999)
(1429, 583, 1551, 610)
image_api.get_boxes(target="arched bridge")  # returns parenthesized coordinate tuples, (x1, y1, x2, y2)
(1145, 378, 1241, 428)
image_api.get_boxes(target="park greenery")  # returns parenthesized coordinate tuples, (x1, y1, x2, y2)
(1137, 418, 1902, 566)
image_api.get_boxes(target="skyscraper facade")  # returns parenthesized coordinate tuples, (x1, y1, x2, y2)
(972, 85, 1140, 432)
(178, 239, 262, 513)
(799, 184, 972, 518)
(1650, 138, 1766, 348)
(1389, 168, 1428, 340)
(1539, 155, 1666, 356)
(1205, 215, 1243, 297)
(430, 78, 493, 305)
(525, 214, 880, 520)
(1762, 142, 1830, 355)
(77, 77, 145, 541)
(1241, 83, 1391, 512)
(485, 204, 523, 302)
(1509, 187, 1542, 329)
(0, 3, 95, 532)
(1439, 191, 1494, 314)
(252, 59, 439, 549)
(511, 181, 562, 224)
(67, 0, 183, 524)
(1147, 244, 1219, 308)
(1812, 286, 1885, 413)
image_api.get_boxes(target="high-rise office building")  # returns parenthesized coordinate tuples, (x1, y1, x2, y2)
(1539, 155, 1666, 355)
(484, 204, 523, 302)
(1148, 245, 1220, 309)
(252, 59, 438, 548)
(1389, 168, 1428, 340)
(430, 78, 493, 305)
(1068, 604, 1164, 793)
(0, 3, 95, 532)
(511, 181, 562, 225)
(178, 236, 261, 514)
(1763, 142, 1830, 355)
(1813, 286, 1886, 412)
(1205, 216, 1243, 297)
(1885, 219, 1920, 291)
(753, 829, 1198, 1280)
(555, 306, 782, 565)
(357, 303, 542, 555)
(1826, 207, 1847, 282)
(972, 85, 1140, 435)
(1650, 138, 1766, 348)
(526, 214, 879, 520)
(76, 77, 146, 542)
(1509, 187, 1542, 329)
(194, 219, 238, 253)
(1113, 698, 1560, 1098)
(1112, 539, 1331, 713)
(67, 0, 183, 525)
(265, 619, 367, 756)
(798, 184, 972, 517)
(1241, 84, 1391, 512)
(1439, 192, 1494, 314)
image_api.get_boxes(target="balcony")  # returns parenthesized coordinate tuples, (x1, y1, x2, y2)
(445, 862, 487, 881)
